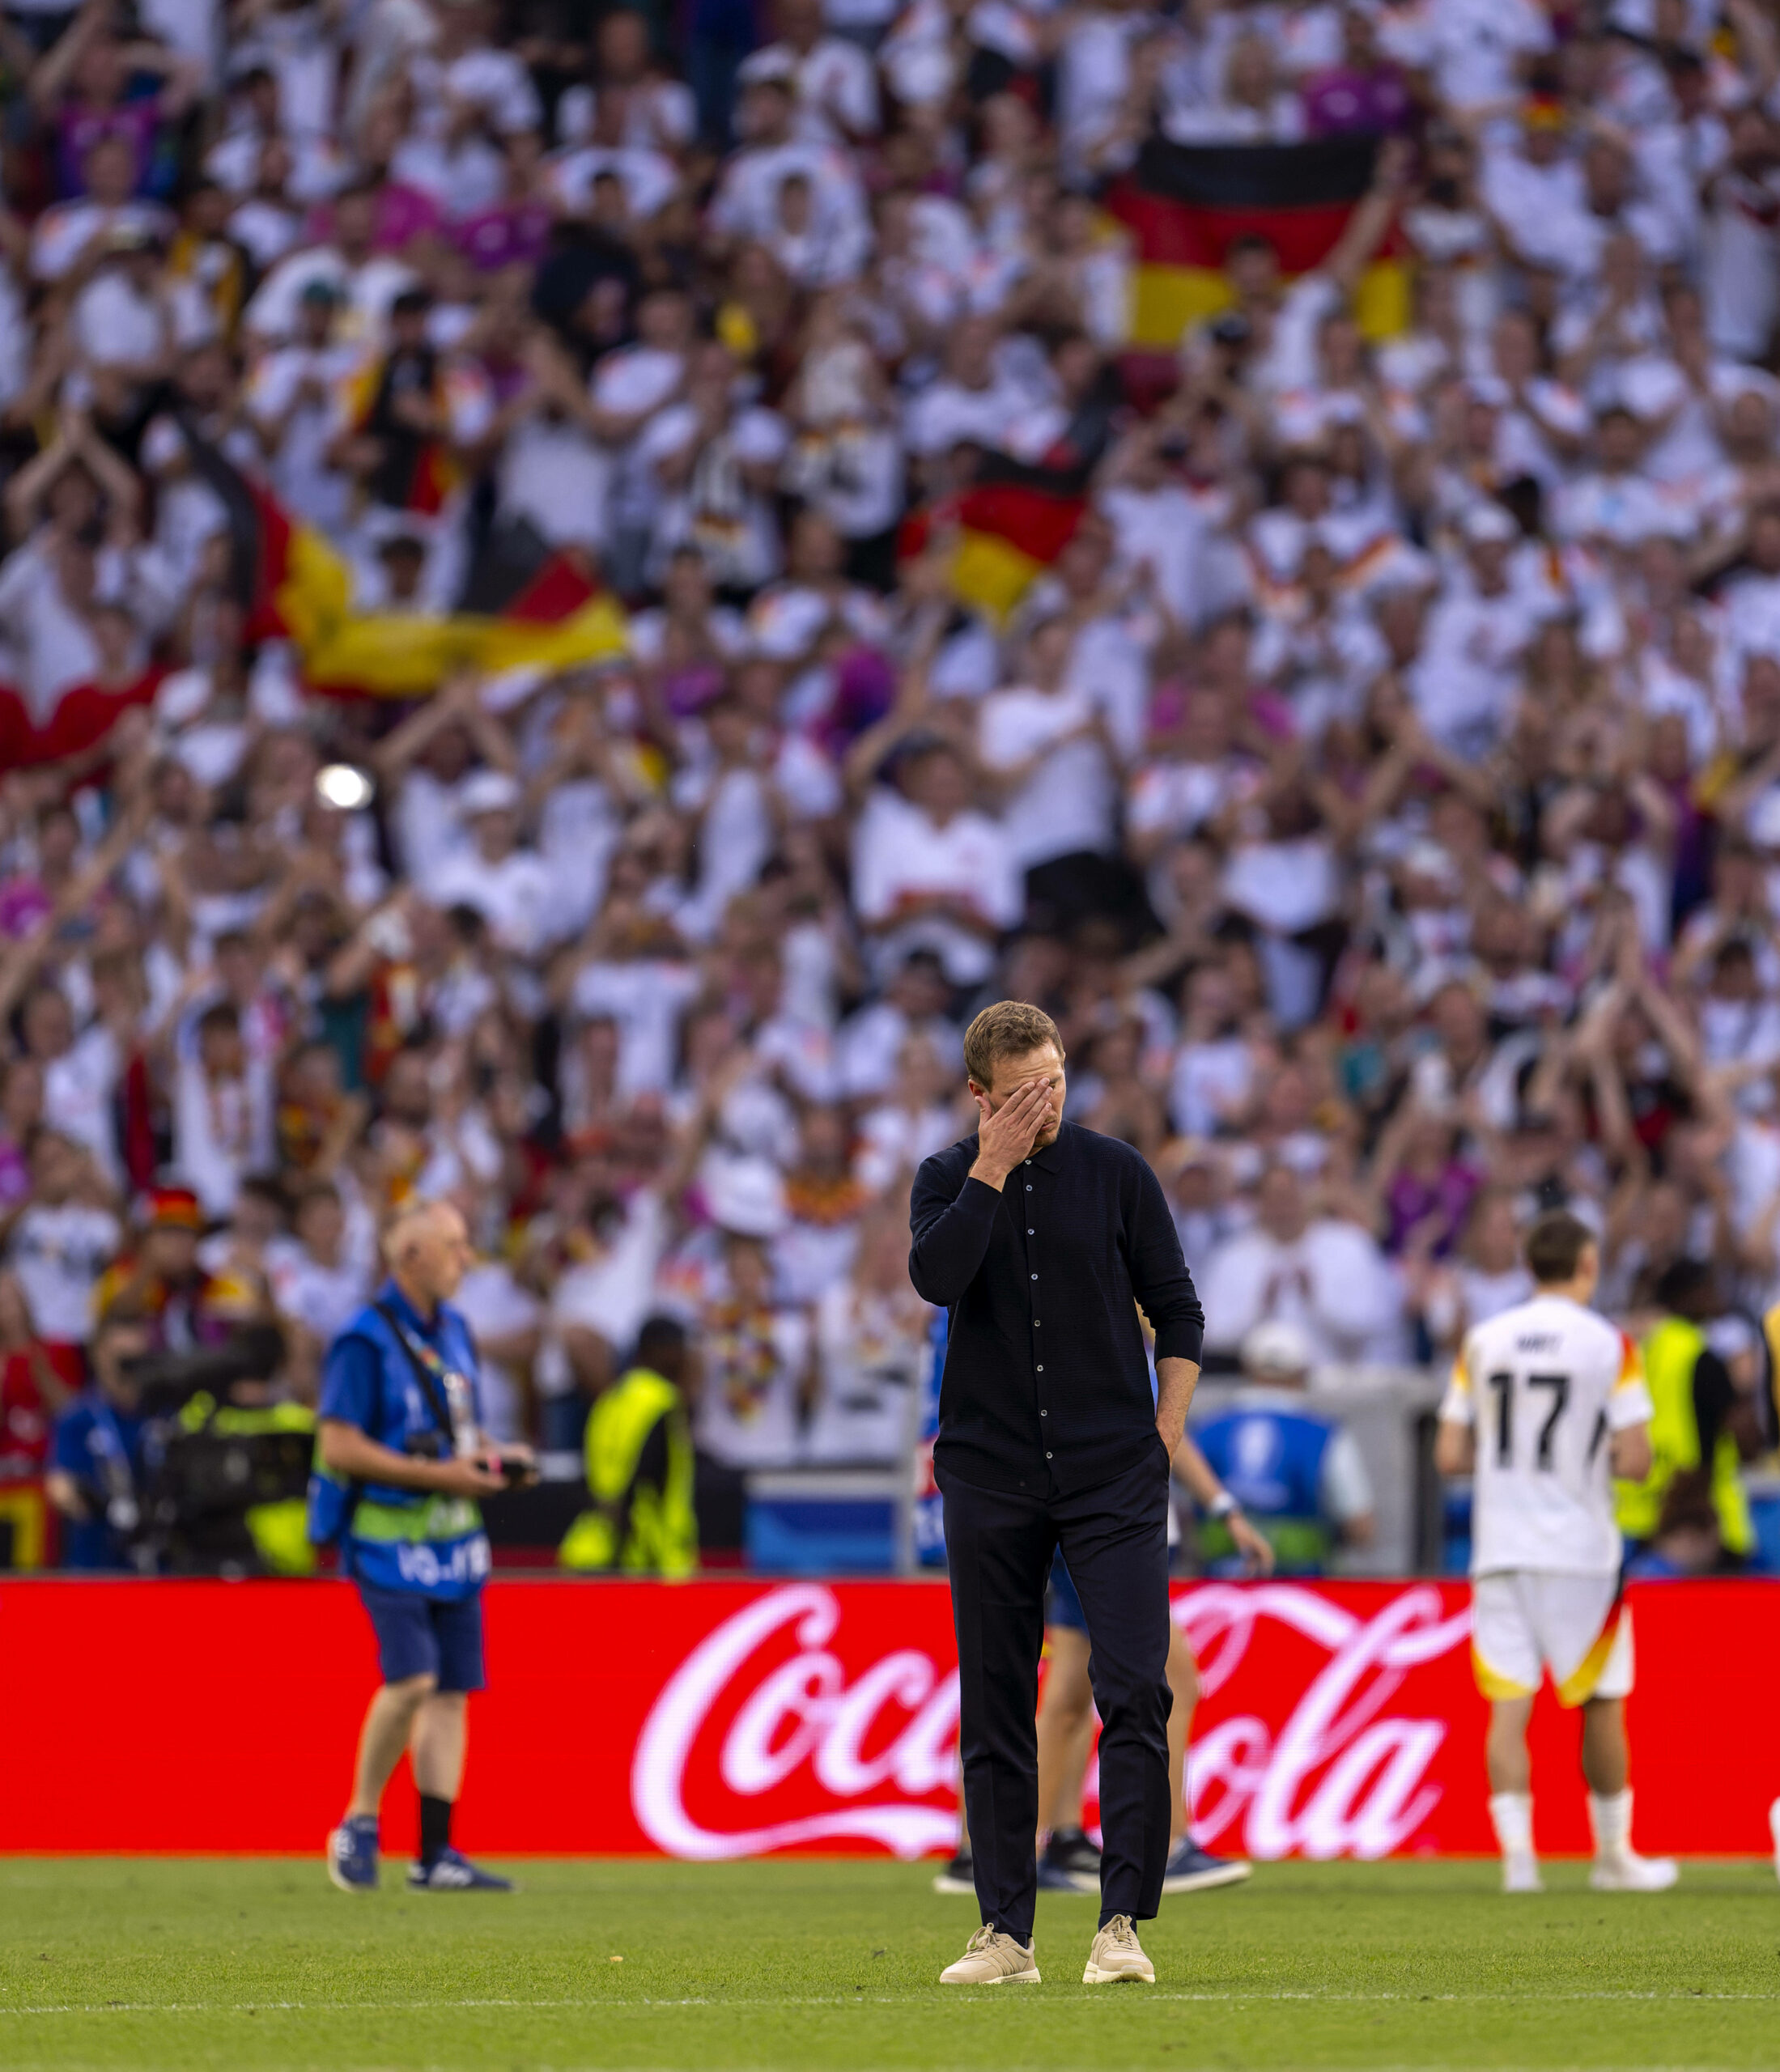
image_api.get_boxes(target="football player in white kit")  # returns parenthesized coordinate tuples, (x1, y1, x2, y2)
(1435, 1209, 1678, 1895)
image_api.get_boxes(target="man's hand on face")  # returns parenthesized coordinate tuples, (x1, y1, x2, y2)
(969, 1075, 1053, 1188)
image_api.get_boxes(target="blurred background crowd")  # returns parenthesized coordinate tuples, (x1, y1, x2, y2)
(6, 0, 1780, 1575)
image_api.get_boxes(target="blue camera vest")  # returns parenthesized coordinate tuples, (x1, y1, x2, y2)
(308, 1288, 491, 1600)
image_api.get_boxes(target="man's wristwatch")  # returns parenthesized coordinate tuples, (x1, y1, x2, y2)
(1207, 1490, 1239, 1522)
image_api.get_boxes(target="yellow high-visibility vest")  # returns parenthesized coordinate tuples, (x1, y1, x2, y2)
(559, 1367, 696, 1577)
(1617, 1316, 1752, 1555)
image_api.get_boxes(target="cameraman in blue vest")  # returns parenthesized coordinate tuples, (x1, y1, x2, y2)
(314, 1199, 533, 1893)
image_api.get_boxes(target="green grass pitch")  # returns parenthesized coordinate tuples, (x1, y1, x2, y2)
(2, 1857, 1778, 2070)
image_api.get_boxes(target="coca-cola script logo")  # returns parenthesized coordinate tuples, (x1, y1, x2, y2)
(633, 1585, 962, 1858)
(631, 1581, 1472, 1862)
(1176, 1583, 1471, 1860)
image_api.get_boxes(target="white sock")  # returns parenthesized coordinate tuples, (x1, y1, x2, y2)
(1591, 1790, 1633, 1858)
(1489, 1791, 1534, 1858)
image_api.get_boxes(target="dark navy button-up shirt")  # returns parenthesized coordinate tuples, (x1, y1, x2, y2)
(908, 1121, 1205, 1497)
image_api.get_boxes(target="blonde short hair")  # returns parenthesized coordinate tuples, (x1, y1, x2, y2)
(963, 1000, 1064, 1089)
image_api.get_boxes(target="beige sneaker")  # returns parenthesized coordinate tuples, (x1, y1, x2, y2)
(1082, 1914, 1154, 1985)
(940, 1925, 1041, 1985)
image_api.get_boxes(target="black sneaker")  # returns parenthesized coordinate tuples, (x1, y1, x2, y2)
(1036, 1856, 1092, 1893)
(406, 1849, 514, 1892)
(932, 1848, 975, 1896)
(1042, 1828, 1101, 1893)
(1160, 1841, 1251, 1895)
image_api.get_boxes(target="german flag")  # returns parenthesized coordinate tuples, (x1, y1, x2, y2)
(1105, 136, 1410, 351)
(899, 458, 1090, 623)
(246, 487, 628, 698)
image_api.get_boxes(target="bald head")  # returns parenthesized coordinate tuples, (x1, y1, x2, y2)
(384, 1199, 473, 1313)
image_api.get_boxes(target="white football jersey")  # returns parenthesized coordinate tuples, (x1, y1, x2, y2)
(1442, 1293, 1653, 1577)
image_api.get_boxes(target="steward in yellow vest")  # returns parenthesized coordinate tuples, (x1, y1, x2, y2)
(560, 1316, 697, 1577)
(1619, 1262, 1760, 1561)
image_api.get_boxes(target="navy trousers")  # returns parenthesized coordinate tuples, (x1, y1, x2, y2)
(942, 1443, 1175, 1944)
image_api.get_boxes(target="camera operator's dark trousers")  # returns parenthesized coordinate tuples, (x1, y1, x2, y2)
(942, 1446, 1174, 1945)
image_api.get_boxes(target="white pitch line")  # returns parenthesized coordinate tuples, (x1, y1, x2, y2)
(2, 1989, 1779, 2015)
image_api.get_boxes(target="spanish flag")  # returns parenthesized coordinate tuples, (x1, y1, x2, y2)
(899, 461, 1089, 623)
(1105, 136, 1410, 352)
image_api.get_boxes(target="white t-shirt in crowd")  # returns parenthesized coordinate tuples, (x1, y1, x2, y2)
(852, 791, 1022, 984)
(430, 845, 558, 957)
(1199, 1217, 1405, 1365)
(978, 684, 1116, 871)
(452, 1259, 542, 1443)
(8, 1203, 121, 1343)
(569, 960, 703, 1098)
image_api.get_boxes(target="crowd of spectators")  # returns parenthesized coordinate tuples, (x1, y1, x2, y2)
(5, 0, 1780, 1566)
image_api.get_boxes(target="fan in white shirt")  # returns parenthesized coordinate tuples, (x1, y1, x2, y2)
(737, 0, 880, 147)
(172, 1001, 276, 1221)
(242, 187, 418, 349)
(1098, 424, 1211, 634)
(851, 739, 1022, 986)
(31, 138, 174, 282)
(1412, 1187, 1536, 1355)
(268, 1179, 373, 1365)
(1199, 1164, 1405, 1366)
(903, 315, 1043, 465)
(709, 76, 869, 253)
(835, 952, 960, 1102)
(554, 12, 695, 155)
(427, 770, 558, 959)
(244, 284, 361, 531)
(452, 1254, 543, 1444)
(6, 1132, 120, 1348)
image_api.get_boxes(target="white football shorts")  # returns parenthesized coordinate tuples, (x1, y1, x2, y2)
(1470, 1570, 1633, 1708)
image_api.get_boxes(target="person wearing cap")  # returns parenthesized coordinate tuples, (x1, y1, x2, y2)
(1190, 1318, 1375, 1575)
(427, 766, 554, 958)
(92, 1185, 261, 1348)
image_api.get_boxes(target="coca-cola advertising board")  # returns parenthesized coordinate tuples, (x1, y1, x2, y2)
(0, 1577, 1773, 1856)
